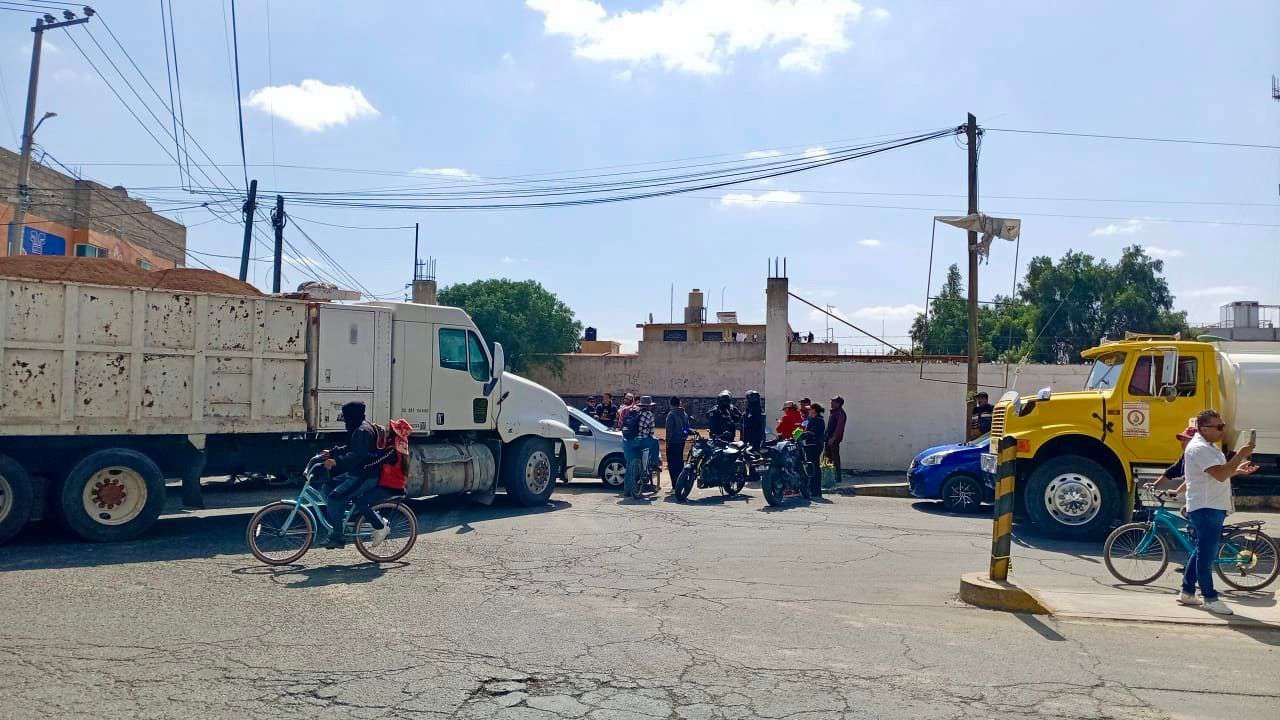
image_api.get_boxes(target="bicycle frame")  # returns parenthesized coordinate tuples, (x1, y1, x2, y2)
(1139, 505, 1252, 567)
(277, 459, 375, 541)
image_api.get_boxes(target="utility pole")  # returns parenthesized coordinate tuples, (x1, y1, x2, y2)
(238, 179, 258, 281)
(412, 222, 419, 276)
(964, 113, 980, 440)
(270, 195, 284, 294)
(6, 10, 91, 257)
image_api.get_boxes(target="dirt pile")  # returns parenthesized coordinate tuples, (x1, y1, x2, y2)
(0, 256, 263, 296)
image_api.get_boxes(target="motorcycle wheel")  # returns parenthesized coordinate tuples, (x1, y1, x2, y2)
(674, 467, 695, 502)
(722, 476, 746, 498)
(762, 469, 784, 507)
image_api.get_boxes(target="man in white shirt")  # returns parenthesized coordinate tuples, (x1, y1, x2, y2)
(1178, 409, 1258, 614)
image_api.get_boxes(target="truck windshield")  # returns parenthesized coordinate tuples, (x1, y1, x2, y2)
(1084, 352, 1126, 390)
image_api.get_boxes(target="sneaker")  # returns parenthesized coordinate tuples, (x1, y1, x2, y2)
(1203, 599, 1234, 615)
(370, 523, 391, 546)
(1177, 592, 1202, 606)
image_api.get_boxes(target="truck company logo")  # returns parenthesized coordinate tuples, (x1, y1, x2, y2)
(1122, 402, 1150, 438)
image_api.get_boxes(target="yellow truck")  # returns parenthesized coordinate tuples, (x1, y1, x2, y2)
(985, 334, 1279, 538)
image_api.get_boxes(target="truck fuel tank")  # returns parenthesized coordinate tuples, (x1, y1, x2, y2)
(405, 441, 497, 497)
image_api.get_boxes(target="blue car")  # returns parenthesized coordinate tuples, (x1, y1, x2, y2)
(907, 434, 991, 513)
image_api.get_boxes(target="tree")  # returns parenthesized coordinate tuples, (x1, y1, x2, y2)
(437, 279, 582, 374)
(910, 246, 1189, 364)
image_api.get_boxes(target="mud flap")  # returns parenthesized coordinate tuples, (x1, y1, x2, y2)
(469, 485, 496, 506)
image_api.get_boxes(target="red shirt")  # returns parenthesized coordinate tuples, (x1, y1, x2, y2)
(775, 408, 804, 439)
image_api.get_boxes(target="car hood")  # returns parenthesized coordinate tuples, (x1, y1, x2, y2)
(914, 441, 981, 463)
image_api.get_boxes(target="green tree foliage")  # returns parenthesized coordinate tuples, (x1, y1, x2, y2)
(437, 279, 582, 374)
(910, 246, 1189, 364)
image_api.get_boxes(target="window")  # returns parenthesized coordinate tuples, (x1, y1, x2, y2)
(74, 243, 107, 258)
(466, 331, 490, 382)
(701, 331, 723, 342)
(438, 328, 468, 371)
(662, 329, 687, 342)
(1128, 354, 1198, 397)
(1084, 352, 1125, 390)
(136, 259, 153, 270)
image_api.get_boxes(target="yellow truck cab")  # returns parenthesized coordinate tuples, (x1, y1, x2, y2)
(987, 333, 1280, 538)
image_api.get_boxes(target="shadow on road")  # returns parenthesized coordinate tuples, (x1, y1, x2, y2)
(232, 560, 411, 588)
(0, 494, 569, 573)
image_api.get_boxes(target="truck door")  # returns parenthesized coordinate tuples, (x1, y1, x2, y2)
(314, 305, 383, 431)
(430, 325, 492, 431)
(1119, 351, 1206, 464)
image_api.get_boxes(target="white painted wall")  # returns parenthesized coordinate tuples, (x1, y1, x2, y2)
(785, 360, 1092, 471)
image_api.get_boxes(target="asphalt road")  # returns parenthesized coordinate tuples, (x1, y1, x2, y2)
(0, 478, 1276, 719)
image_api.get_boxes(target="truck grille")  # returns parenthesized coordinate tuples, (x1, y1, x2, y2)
(990, 406, 1006, 441)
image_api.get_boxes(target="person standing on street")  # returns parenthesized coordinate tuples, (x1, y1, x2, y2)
(708, 390, 742, 443)
(597, 393, 618, 428)
(971, 392, 994, 437)
(621, 395, 659, 499)
(776, 400, 804, 440)
(1177, 409, 1259, 614)
(825, 396, 848, 491)
(802, 403, 826, 499)
(583, 395, 601, 420)
(615, 393, 637, 431)
(742, 391, 766, 449)
(664, 396, 691, 486)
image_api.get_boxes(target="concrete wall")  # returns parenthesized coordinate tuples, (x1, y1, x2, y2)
(527, 340, 766, 397)
(785, 359, 1092, 471)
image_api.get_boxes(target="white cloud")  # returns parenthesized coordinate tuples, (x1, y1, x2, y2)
(869, 7, 890, 20)
(244, 79, 378, 132)
(1089, 218, 1144, 237)
(1183, 286, 1253, 298)
(410, 167, 476, 179)
(1146, 246, 1184, 259)
(802, 146, 830, 158)
(526, 0, 869, 74)
(850, 304, 924, 320)
(719, 190, 803, 208)
(500, 256, 530, 264)
(613, 69, 633, 82)
(857, 238, 881, 247)
(743, 149, 782, 159)
(501, 51, 516, 65)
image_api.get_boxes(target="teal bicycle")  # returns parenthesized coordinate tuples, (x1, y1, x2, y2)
(1103, 486, 1279, 590)
(246, 454, 418, 566)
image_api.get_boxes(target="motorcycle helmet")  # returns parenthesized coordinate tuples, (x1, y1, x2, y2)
(745, 390, 762, 412)
(716, 389, 733, 409)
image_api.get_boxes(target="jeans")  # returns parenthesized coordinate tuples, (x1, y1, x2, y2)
(1182, 508, 1227, 600)
(324, 473, 385, 538)
(623, 437, 660, 497)
(666, 440, 685, 486)
(824, 438, 842, 478)
(804, 445, 823, 496)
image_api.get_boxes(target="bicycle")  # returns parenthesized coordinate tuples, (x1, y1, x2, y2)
(624, 443, 660, 499)
(1103, 485, 1279, 590)
(246, 454, 419, 566)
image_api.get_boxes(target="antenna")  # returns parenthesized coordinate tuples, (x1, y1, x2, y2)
(1273, 75, 1280, 101)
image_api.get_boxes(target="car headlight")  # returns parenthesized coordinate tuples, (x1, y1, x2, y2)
(920, 453, 948, 466)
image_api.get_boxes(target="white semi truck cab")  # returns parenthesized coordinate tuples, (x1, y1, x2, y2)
(0, 276, 577, 544)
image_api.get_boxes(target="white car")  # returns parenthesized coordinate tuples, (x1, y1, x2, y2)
(566, 406, 627, 488)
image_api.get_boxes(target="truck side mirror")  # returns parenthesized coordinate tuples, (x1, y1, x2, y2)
(1159, 384, 1178, 402)
(492, 342, 505, 380)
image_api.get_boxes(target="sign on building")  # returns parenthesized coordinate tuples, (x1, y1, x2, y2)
(22, 227, 66, 256)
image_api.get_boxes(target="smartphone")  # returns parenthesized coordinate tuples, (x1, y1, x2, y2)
(1250, 429, 1257, 447)
(1236, 429, 1257, 449)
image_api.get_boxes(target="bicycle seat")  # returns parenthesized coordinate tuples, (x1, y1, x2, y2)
(1226, 520, 1264, 530)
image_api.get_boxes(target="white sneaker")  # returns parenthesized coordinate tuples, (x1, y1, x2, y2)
(370, 523, 390, 546)
(1203, 599, 1234, 615)
(1177, 592, 1202, 606)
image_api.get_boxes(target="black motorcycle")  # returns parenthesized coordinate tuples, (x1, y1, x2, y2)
(673, 434, 748, 502)
(759, 439, 810, 507)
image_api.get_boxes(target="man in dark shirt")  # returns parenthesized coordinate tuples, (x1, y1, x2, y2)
(597, 392, 618, 428)
(971, 392, 994, 436)
(742, 391, 766, 449)
(583, 395, 601, 420)
(320, 401, 388, 547)
(825, 396, 848, 484)
(707, 391, 742, 443)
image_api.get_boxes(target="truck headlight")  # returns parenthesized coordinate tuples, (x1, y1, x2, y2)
(920, 453, 948, 467)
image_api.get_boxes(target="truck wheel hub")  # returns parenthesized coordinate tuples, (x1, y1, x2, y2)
(82, 467, 147, 526)
(1045, 473, 1101, 526)
(525, 451, 551, 494)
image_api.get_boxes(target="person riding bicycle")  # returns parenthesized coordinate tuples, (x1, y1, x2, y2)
(708, 390, 742, 443)
(320, 401, 390, 548)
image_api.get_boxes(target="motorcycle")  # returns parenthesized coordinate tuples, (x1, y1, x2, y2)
(759, 439, 810, 507)
(672, 433, 749, 502)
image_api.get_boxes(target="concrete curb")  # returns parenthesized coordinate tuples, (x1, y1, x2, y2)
(830, 482, 911, 498)
(958, 572, 1051, 615)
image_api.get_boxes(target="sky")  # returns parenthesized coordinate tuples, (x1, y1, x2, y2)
(1, 0, 1276, 353)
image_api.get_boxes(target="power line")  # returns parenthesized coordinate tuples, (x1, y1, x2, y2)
(158, 0, 182, 188)
(287, 214, 415, 230)
(987, 127, 1280, 151)
(228, 0, 249, 190)
(165, 0, 191, 186)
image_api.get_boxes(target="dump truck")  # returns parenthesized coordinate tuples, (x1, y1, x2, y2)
(985, 334, 1279, 538)
(0, 275, 577, 544)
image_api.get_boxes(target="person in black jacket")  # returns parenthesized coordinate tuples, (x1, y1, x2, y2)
(320, 401, 388, 547)
(802, 403, 827, 498)
(742, 390, 766, 449)
(707, 390, 742, 443)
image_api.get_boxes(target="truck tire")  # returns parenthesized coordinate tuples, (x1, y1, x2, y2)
(502, 437, 556, 506)
(1023, 454, 1120, 539)
(0, 455, 35, 545)
(60, 449, 166, 542)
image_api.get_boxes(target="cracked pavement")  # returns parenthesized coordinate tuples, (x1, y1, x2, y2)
(1, 481, 1276, 719)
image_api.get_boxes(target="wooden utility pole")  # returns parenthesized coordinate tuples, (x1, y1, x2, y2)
(238, 179, 258, 281)
(270, 195, 285, 293)
(965, 113, 980, 440)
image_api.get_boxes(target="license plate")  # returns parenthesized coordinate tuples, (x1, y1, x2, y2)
(981, 453, 997, 474)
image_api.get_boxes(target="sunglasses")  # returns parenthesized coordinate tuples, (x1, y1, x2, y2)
(1198, 423, 1226, 431)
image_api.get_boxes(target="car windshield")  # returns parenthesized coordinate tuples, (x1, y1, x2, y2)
(1084, 352, 1126, 390)
(569, 407, 612, 433)
(963, 434, 989, 448)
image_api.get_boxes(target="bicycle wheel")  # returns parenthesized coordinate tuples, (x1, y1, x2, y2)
(247, 502, 314, 566)
(355, 502, 418, 563)
(1215, 529, 1280, 592)
(1103, 522, 1168, 585)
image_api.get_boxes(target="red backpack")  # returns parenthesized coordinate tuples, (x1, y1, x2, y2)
(374, 419, 412, 490)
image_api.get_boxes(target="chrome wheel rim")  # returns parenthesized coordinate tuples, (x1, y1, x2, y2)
(1044, 473, 1101, 526)
(82, 466, 147, 526)
(602, 460, 625, 487)
(525, 449, 552, 495)
(948, 480, 977, 509)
